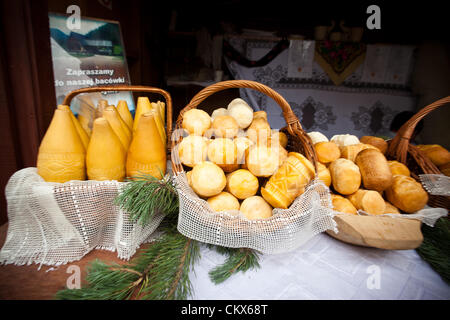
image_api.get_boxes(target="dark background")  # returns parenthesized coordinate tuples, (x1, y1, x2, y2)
(0, 0, 449, 224)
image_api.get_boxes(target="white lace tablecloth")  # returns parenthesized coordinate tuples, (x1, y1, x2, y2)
(189, 233, 450, 300)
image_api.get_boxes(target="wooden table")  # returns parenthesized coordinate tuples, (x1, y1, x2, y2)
(0, 223, 145, 300)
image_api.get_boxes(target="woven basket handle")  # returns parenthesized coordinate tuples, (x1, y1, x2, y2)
(63, 85, 173, 146)
(178, 80, 299, 127)
(172, 80, 317, 172)
(387, 96, 450, 164)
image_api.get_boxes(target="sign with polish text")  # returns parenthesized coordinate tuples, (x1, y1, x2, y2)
(48, 12, 135, 115)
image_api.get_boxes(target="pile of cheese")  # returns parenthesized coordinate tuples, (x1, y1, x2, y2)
(416, 144, 450, 176)
(307, 132, 435, 215)
(37, 97, 167, 183)
(176, 98, 315, 220)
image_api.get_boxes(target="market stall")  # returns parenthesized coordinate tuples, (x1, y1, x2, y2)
(0, 81, 448, 300)
(0, 1, 449, 303)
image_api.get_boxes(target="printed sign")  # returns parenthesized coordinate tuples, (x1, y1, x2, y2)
(48, 12, 135, 115)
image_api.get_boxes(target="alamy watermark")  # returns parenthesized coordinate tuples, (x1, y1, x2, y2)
(366, 5, 381, 30)
(66, 265, 81, 289)
(366, 264, 381, 290)
(66, 5, 81, 31)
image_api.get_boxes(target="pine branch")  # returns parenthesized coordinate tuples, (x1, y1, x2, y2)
(55, 260, 142, 300)
(167, 239, 194, 298)
(55, 231, 201, 300)
(207, 243, 235, 256)
(416, 217, 450, 284)
(138, 233, 200, 300)
(55, 172, 204, 300)
(114, 173, 179, 226)
(208, 247, 260, 284)
(56, 171, 264, 300)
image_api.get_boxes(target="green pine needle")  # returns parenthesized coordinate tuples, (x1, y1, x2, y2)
(138, 234, 200, 300)
(55, 260, 142, 300)
(207, 243, 235, 256)
(208, 246, 260, 284)
(416, 217, 450, 284)
(56, 172, 264, 300)
(55, 232, 201, 300)
(114, 172, 179, 226)
(57, 175, 202, 301)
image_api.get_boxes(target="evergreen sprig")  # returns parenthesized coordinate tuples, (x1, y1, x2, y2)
(208, 246, 261, 284)
(56, 173, 202, 300)
(55, 173, 261, 300)
(137, 233, 200, 299)
(114, 172, 179, 226)
(55, 260, 143, 300)
(56, 231, 201, 300)
(416, 217, 450, 284)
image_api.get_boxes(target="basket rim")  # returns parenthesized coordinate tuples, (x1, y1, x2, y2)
(385, 95, 450, 210)
(170, 80, 318, 175)
(62, 85, 173, 149)
(386, 95, 450, 175)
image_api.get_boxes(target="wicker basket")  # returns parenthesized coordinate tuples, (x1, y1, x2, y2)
(0, 86, 174, 266)
(63, 85, 173, 150)
(171, 80, 317, 172)
(169, 80, 338, 254)
(326, 97, 450, 250)
(386, 96, 450, 211)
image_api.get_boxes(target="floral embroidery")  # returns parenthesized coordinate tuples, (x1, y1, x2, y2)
(315, 40, 366, 75)
(350, 101, 396, 135)
(253, 65, 287, 87)
(288, 97, 337, 131)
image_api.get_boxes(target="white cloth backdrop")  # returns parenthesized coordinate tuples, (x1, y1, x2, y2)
(225, 38, 417, 140)
(189, 233, 450, 300)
